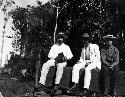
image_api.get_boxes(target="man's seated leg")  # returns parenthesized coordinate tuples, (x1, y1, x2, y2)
(109, 65, 119, 96)
(68, 62, 85, 92)
(45, 66, 56, 87)
(89, 69, 100, 92)
(79, 69, 100, 90)
(39, 59, 55, 91)
(114, 65, 119, 96)
(82, 63, 100, 95)
(54, 62, 67, 90)
(59, 67, 72, 89)
(102, 65, 110, 96)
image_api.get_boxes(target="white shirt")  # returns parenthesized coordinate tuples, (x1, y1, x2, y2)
(79, 43, 101, 63)
(48, 43, 73, 60)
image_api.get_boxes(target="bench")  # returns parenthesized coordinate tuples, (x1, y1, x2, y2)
(45, 66, 100, 92)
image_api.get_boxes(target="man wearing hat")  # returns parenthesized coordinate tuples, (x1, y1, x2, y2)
(39, 32, 73, 91)
(69, 33, 101, 95)
(101, 35, 119, 96)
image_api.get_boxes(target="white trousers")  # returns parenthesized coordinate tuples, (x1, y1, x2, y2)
(72, 61, 101, 89)
(39, 59, 67, 85)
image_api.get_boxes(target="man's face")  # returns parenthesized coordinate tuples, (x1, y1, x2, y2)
(83, 38, 89, 46)
(106, 40, 112, 46)
(57, 37, 63, 45)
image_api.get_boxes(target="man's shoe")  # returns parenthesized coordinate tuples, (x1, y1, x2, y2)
(38, 84, 48, 92)
(80, 88, 88, 96)
(104, 88, 109, 96)
(113, 88, 119, 96)
(69, 83, 79, 91)
(39, 84, 46, 88)
(54, 84, 59, 90)
(67, 83, 79, 94)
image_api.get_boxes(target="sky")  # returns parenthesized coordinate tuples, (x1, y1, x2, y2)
(13, 0, 50, 7)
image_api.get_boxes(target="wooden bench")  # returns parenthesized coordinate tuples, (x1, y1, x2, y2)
(45, 66, 100, 92)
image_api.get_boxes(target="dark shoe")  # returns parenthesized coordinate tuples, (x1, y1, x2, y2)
(67, 90, 74, 95)
(109, 88, 118, 97)
(54, 84, 59, 90)
(83, 88, 88, 95)
(69, 83, 79, 91)
(67, 83, 79, 94)
(39, 84, 46, 89)
(107, 94, 113, 97)
(38, 84, 47, 92)
(104, 88, 109, 96)
(80, 88, 88, 96)
(113, 88, 119, 96)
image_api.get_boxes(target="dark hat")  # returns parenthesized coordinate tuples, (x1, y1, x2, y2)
(103, 35, 117, 41)
(82, 33, 90, 38)
(82, 33, 90, 40)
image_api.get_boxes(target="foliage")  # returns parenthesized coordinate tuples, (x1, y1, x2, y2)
(9, 0, 124, 55)
(4, 54, 35, 80)
(56, 0, 123, 46)
(10, 2, 56, 56)
(5, 0, 125, 79)
(5, 2, 56, 80)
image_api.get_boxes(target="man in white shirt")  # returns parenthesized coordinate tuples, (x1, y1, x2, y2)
(39, 32, 73, 91)
(69, 33, 101, 95)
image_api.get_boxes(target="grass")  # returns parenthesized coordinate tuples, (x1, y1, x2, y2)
(0, 73, 34, 97)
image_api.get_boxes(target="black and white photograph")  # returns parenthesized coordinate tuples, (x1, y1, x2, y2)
(0, 0, 125, 97)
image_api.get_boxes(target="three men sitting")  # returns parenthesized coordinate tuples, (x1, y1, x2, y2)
(38, 32, 119, 96)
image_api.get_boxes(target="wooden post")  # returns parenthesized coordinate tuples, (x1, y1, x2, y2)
(54, 7, 59, 44)
(35, 47, 41, 88)
(53, 2, 68, 44)
(33, 46, 41, 97)
(0, 22, 6, 67)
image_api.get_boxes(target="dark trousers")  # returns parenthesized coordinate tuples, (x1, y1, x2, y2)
(102, 64, 119, 94)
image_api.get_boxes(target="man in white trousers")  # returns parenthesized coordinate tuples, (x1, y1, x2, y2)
(69, 33, 101, 95)
(39, 32, 73, 91)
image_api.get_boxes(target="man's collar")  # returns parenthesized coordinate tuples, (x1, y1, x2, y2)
(109, 45, 114, 48)
(56, 43, 64, 46)
(84, 43, 91, 48)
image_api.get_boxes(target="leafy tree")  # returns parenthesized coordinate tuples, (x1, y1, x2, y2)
(4, 0, 125, 79)
(57, 0, 121, 46)
(5, 2, 57, 80)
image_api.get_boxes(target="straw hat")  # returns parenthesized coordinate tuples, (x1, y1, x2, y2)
(56, 32, 66, 39)
(103, 35, 117, 41)
(82, 33, 89, 38)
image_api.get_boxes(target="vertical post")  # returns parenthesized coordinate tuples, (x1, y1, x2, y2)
(0, 16, 6, 67)
(35, 47, 41, 88)
(54, 7, 59, 44)
(33, 45, 41, 96)
(0, 28, 5, 67)
(53, 1, 68, 44)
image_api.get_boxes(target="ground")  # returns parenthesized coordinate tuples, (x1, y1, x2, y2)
(0, 71, 125, 97)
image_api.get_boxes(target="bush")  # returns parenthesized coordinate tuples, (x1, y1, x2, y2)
(4, 54, 36, 81)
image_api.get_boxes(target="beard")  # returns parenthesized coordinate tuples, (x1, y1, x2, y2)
(83, 41, 89, 47)
(57, 39, 63, 45)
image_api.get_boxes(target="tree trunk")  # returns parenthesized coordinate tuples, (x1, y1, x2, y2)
(54, 7, 59, 44)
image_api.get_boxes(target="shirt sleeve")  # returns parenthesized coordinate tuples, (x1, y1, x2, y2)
(101, 49, 109, 65)
(113, 47, 119, 66)
(66, 45, 73, 60)
(48, 45, 56, 59)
